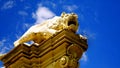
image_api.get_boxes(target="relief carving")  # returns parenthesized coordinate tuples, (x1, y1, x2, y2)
(14, 12, 79, 46)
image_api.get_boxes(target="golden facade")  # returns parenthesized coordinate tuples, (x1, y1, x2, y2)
(0, 29, 88, 68)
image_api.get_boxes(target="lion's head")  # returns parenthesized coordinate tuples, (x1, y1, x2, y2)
(61, 12, 79, 32)
(48, 12, 79, 32)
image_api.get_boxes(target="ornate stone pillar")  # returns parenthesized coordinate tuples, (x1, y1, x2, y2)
(0, 29, 88, 68)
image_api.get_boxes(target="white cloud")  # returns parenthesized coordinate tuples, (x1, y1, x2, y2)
(15, 23, 32, 39)
(24, 23, 31, 28)
(15, 33, 21, 39)
(0, 38, 13, 54)
(22, 23, 32, 31)
(0, 47, 9, 54)
(32, 6, 56, 24)
(0, 39, 6, 46)
(1, 1, 15, 10)
(0, 39, 7, 54)
(81, 29, 96, 40)
(18, 11, 28, 16)
(1, 67, 5, 68)
(63, 5, 78, 11)
(81, 52, 88, 62)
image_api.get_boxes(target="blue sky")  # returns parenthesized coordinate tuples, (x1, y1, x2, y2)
(0, 0, 120, 68)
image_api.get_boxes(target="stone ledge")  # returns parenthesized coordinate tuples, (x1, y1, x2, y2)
(0, 29, 88, 68)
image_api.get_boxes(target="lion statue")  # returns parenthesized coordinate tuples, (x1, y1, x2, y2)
(14, 12, 79, 46)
